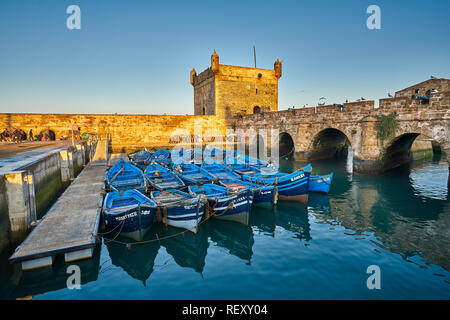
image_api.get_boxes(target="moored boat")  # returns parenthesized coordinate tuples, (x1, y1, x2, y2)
(150, 148, 171, 166)
(103, 189, 157, 241)
(144, 163, 185, 191)
(172, 163, 216, 185)
(188, 184, 253, 225)
(106, 159, 147, 193)
(240, 164, 312, 203)
(220, 179, 277, 207)
(150, 190, 206, 233)
(201, 162, 242, 181)
(128, 150, 152, 170)
(309, 173, 333, 193)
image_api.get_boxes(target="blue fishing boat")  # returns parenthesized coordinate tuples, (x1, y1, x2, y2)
(144, 163, 185, 191)
(309, 173, 333, 193)
(129, 150, 152, 170)
(240, 164, 312, 203)
(172, 163, 216, 185)
(220, 179, 277, 207)
(150, 148, 171, 166)
(106, 159, 147, 193)
(150, 190, 206, 233)
(231, 152, 280, 172)
(188, 184, 253, 225)
(201, 162, 242, 180)
(103, 189, 157, 241)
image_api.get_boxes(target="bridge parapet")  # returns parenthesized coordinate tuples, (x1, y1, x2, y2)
(232, 89, 449, 175)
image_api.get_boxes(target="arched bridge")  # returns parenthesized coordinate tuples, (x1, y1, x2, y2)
(231, 79, 450, 176)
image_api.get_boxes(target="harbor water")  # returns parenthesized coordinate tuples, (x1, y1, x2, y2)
(0, 153, 449, 299)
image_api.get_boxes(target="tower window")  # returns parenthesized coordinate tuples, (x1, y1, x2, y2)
(256, 89, 258, 94)
(253, 106, 261, 114)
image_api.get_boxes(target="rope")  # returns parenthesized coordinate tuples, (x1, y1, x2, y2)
(96, 218, 126, 236)
(98, 197, 236, 248)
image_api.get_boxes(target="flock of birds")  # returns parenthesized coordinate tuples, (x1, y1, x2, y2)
(294, 75, 439, 109)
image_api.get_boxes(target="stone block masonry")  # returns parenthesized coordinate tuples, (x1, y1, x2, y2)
(191, 51, 282, 118)
(0, 114, 228, 154)
(0, 142, 89, 253)
(232, 78, 450, 174)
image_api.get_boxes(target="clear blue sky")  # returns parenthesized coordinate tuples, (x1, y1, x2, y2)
(0, 0, 449, 114)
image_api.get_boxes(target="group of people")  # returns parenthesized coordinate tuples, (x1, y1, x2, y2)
(1, 128, 28, 143)
(0, 128, 50, 143)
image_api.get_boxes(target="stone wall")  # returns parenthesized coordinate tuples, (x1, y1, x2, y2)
(0, 114, 228, 153)
(232, 87, 450, 173)
(395, 78, 450, 98)
(27, 152, 65, 218)
(191, 52, 281, 119)
(193, 68, 215, 115)
(0, 176, 9, 253)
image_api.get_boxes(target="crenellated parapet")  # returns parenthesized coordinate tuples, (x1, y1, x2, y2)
(191, 51, 282, 118)
(231, 79, 450, 174)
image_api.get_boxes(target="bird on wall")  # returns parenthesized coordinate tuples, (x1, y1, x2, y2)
(361, 97, 366, 101)
(388, 93, 393, 98)
(345, 99, 348, 103)
(356, 99, 361, 102)
(430, 76, 437, 79)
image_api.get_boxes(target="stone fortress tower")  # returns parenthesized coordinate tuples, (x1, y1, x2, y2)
(190, 51, 282, 118)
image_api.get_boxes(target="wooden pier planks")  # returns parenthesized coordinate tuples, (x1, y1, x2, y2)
(9, 164, 106, 270)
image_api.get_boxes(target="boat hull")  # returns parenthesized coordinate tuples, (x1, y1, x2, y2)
(252, 186, 277, 207)
(104, 205, 156, 242)
(163, 200, 206, 233)
(245, 169, 310, 203)
(309, 173, 333, 193)
(207, 192, 253, 226)
(278, 193, 308, 203)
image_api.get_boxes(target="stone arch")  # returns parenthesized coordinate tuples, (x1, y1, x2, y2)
(279, 132, 295, 158)
(308, 128, 352, 160)
(381, 131, 447, 171)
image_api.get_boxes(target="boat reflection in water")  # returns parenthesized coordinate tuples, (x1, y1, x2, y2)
(307, 193, 332, 217)
(104, 239, 160, 286)
(274, 201, 312, 241)
(2, 245, 101, 300)
(160, 223, 209, 274)
(206, 219, 255, 264)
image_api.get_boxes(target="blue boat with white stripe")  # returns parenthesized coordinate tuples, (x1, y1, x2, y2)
(172, 163, 216, 185)
(150, 190, 206, 233)
(103, 189, 157, 241)
(144, 163, 185, 191)
(219, 179, 277, 207)
(240, 164, 312, 203)
(106, 159, 147, 193)
(309, 172, 333, 193)
(188, 184, 253, 226)
(201, 162, 242, 180)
